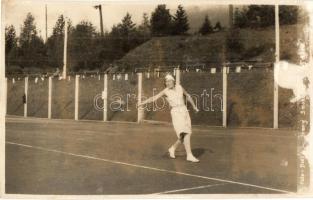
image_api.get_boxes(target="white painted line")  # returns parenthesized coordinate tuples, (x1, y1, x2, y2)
(152, 183, 227, 194)
(6, 141, 294, 194)
(5, 116, 138, 125)
(7, 142, 33, 148)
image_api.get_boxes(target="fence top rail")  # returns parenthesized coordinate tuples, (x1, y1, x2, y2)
(5, 62, 276, 78)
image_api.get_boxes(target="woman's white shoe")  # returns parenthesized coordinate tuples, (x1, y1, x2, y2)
(168, 147, 175, 159)
(187, 155, 199, 162)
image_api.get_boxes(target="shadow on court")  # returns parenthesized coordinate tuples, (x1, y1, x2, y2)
(5, 116, 297, 195)
(192, 148, 211, 157)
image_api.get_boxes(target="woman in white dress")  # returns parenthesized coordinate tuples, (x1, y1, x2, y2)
(138, 74, 200, 162)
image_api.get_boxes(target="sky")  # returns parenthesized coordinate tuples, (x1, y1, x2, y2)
(4, 0, 231, 39)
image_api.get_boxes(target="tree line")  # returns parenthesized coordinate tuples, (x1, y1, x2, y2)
(234, 5, 300, 28)
(5, 4, 299, 73)
(5, 4, 223, 73)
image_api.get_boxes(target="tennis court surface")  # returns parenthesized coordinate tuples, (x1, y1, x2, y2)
(6, 116, 298, 195)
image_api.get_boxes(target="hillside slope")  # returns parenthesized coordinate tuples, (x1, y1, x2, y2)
(118, 32, 227, 69)
(118, 24, 303, 70)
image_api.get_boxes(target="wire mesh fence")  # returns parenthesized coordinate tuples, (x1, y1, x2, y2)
(227, 69, 274, 127)
(4, 65, 302, 129)
(107, 73, 138, 122)
(28, 76, 49, 118)
(7, 77, 25, 116)
(279, 87, 298, 128)
(51, 76, 75, 119)
(79, 75, 103, 120)
(142, 72, 171, 123)
(181, 71, 223, 126)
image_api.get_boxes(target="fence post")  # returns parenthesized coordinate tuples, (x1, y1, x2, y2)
(75, 75, 79, 120)
(5, 78, 7, 116)
(273, 76, 279, 129)
(48, 77, 52, 119)
(137, 73, 144, 123)
(222, 66, 227, 127)
(274, 4, 279, 129)
(24, 76, 28, 117)
(175, 68, 181, 85)
(309, 13, 313, 192)
(103, 74, 108, 121)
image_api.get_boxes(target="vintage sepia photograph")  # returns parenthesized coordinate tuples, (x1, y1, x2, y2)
(1, 0, 313, 197)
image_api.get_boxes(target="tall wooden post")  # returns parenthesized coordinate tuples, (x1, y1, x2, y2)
(103, 74, 108, 121)
(222, 66, 227, 127)
(24, 77, 28, 117)
(62, 18, 68, 79)
(309, 9, 313, 192)
(74, 75, 79, 120)
(48, 77, 52, 119)
(5, 78, 7, 116)
(229, 5, 233, 29)
(137, 73, 144, 123)
(175, 68, 181, 85)
(274, 4, 279, 129)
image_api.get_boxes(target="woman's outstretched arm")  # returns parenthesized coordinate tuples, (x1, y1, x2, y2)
(138, 89, 166, 107)
(182, 87, 199, 112)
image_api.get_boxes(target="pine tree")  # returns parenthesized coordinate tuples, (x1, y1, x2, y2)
(214, 22, 222, 31)
(234, 5, 298, 28)
(68, 21, 98, 70)
(46, 15, 73, 69)
(18, 13, 46, 69)
(5, 25, 17, 55)
(5, 25, 17, 67)
(52, 15, 65, 36)
(150, 4, 172, 36)
(172, 5, 189, 35)
(138, 13, 151, 37)
(234, 7, 248, 28)
(119, 13, 136, 36)
(199, 15, 213, 35)
(19, 13, 37, 45)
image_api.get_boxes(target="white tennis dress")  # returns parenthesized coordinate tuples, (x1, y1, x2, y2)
(164, 84, 192, 137)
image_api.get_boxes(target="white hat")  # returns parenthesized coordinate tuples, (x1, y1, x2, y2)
(165, 74, 175, 81)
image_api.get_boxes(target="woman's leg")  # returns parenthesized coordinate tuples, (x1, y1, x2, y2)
(183, 133, 192, 155)
(172, 139, 181, 149)
(183, 133, 199, 162)
(168, 139, 181, 158)
(169, 131, 187, 156)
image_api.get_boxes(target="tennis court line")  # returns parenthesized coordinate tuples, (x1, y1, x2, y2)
(151, 183, 227, 194)
(6, 116, 138, 125)
(7, 141, 293, 194)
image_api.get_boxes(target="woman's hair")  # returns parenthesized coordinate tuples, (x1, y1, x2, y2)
(164, 74, 176, 87)
(165, 74, 175, 81)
